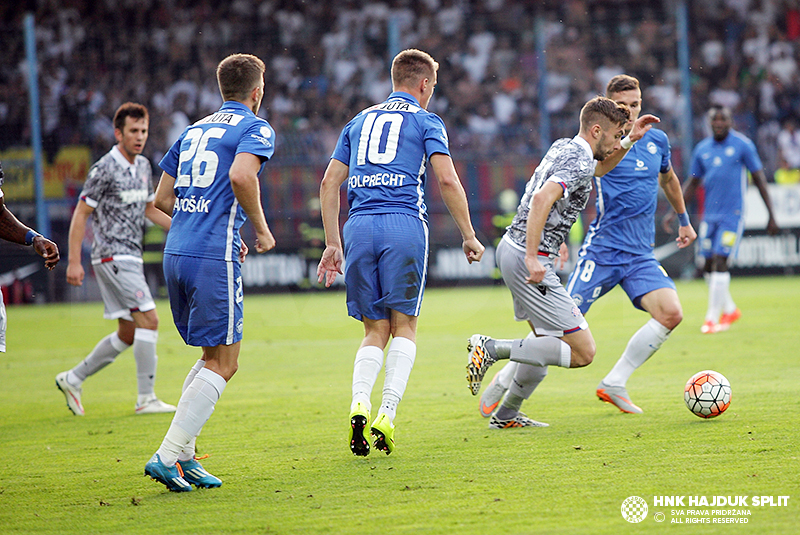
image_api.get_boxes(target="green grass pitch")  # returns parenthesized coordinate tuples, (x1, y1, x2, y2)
(0, 276, 798, 534)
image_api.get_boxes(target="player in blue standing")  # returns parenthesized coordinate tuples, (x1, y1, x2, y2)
(144, 53, 276, 491)
(477, 75, 697, 416)
(464, 96, 661, 429)
(317, 49, 485, 455)
(678, 105, 779, 334)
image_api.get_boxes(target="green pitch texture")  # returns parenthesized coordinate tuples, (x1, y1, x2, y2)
(1, 277, 797, 534)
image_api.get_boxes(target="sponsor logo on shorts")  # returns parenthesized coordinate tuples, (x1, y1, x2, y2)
(236, 318, 244, 334)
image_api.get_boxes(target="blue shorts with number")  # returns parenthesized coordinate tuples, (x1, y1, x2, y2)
(565, 249, 675, 314)
(697, 215, 744, 259)
(164, 253, 244, 347)
(343, 213, 429, 321)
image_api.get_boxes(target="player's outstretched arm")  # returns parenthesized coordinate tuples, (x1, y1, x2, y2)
(230, 152, 275, 253)
(659, 167, 697, 248)
(429, 153, 484, 264)
(595, 114, 661, 176)
(0, 197, 60, 270)
(316, 158, 349, 287)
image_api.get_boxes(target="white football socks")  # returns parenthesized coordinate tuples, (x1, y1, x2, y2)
(133, 328, 159, 403)
(351, 346, 384, 412)
(156, 367, 227, 466)
(603, 318, 670, 387)
(706, 271, 730, 323)
(378, 337, 416, 422)
(509, 362, 549, 399)
(510, 336, 572, 368)
(178, 359, 206, 462)
(68, 332, 130, 385)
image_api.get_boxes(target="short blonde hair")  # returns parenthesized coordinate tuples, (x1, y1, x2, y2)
(391, 49, 438, 89)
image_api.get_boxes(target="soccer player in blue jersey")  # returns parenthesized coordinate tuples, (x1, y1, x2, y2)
(144, 53, 276, 491)
(680, 105, 779, 334)
(317, 49, 485, 455)
(465, 96, 660, 428)
(478, 75, 696, 416)
(0, 161, 60, 353)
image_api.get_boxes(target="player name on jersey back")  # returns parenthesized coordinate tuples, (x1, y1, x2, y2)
(196, 112, 244, 126)
(363, 100, 422, 114)
(349, 172, 406, 188)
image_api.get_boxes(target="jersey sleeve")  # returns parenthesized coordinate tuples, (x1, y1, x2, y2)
(423, 114, 450, 157)
(549, 149, 592, 200)
(659, 131, 672, 174)
(689, 145, 705, 181)
(159, 135, 183, 178)
(238, 120, 275, 161)
(80, 163, 108, 208)
(331, 121, 352, 165)
(742, 137, 764, 173)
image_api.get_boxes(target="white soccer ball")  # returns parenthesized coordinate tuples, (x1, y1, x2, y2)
(684, 370, 731, 418)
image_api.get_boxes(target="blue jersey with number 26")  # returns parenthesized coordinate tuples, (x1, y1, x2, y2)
(331, 91, 450, 221)
(160, 101, 275, 262)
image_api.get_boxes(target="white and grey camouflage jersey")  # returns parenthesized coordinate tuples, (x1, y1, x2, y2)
(505, 136, 597, 255)
(79, 146, 154, 261)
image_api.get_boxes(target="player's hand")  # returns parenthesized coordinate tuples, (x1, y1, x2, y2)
(524, 255, 546, 284)
(462, 236, 485, 264)
(629, 113, 660, 142)
(557, 242, 569, 269)
(317, 245, 343, 288)
(33, 236, 60, 270)
(66, 262, 84, 286)
(766, 216, 780, 236)
(254, 229, 276, 253)
(239, 241, 249, 263)
(676, 223, 697, 249)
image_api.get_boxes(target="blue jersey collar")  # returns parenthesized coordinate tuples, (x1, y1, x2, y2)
(220, 101, 255, 116)
(387, 91, 422, 107)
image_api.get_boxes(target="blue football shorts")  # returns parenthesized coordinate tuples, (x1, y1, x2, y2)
(565, 249, 676, 314)
(343, 213, 429, 321)
(697, 215, 744, 259)
(164, 253, 244, 347)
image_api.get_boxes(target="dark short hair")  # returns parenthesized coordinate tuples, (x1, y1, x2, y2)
(606, 74, 640, 97)
(391, 49, 438, 89)
(216, 53, 265, 102)
(113, 102, 148, 131)
(580, 96, 631, 132)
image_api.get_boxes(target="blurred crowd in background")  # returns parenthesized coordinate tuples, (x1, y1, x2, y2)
(2, 0, 800, 181)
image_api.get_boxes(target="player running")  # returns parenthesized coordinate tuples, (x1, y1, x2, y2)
(479, 74, 696, 416)
(144, 53, 276, 491)
(465, 96, 659, 429)
(317, 49, 484, 455)
(677, 105, 779, 333)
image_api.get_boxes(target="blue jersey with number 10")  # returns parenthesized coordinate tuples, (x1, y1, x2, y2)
(159, 101, 275, 262)
(331, 91, 450, 222)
